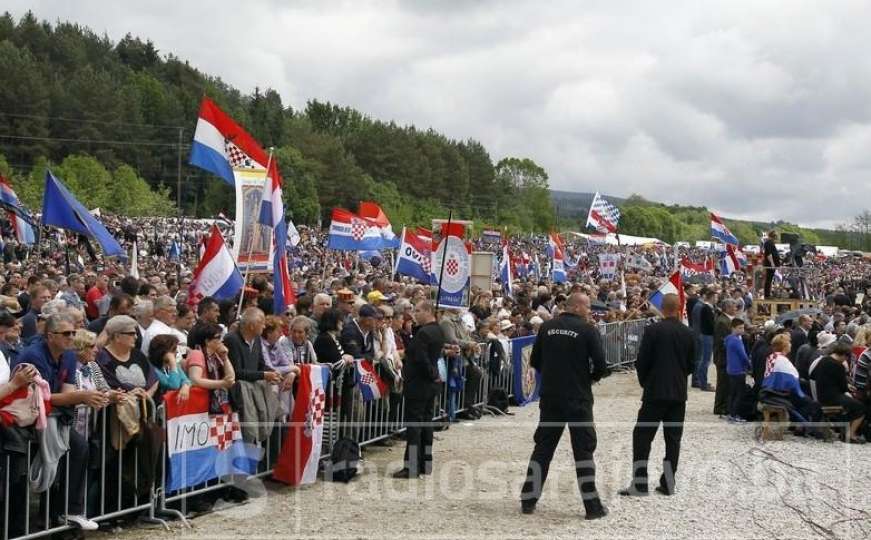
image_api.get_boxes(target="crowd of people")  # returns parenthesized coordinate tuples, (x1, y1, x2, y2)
(1, 212, 871, 534)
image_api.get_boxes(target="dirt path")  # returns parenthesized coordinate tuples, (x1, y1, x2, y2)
(111, 371, 871, 540)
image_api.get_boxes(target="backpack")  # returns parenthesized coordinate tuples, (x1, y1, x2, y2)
(327, 437, 359, 483)
(487, 389, 510, 413)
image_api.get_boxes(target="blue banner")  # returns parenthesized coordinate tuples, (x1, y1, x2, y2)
(510, 335, 541, 405)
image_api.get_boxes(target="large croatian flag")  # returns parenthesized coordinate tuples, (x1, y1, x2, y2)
(258, 161, 296, 313)
(720, 244, 743, 277)
(328, 209, 386, 251)
(710, 212, 739, 245)
(164, 387, 261, 491)
(273, 364, 331, 486)
(395, 227, 432, 282)
(189, 97, 269, 185)
(188, 224, 243, 303)
(355, 359, 388, 402)
(359, 201, 398, 248)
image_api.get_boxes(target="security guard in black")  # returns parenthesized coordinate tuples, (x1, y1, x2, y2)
(520, 293, 610, 520)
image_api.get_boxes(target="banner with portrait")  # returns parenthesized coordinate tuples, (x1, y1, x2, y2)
(233, 169, 273, 272)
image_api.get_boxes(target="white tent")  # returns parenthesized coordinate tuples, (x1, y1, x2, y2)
(567, 231, 669, 246)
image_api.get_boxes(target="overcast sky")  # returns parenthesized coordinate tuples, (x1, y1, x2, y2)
(8, 1, 871, 228)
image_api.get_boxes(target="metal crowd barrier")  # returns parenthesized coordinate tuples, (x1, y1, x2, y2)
(2, 319, 651, 539)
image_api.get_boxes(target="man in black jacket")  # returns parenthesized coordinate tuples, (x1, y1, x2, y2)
(393, 301, 445, 479)
(692, 288, 717, 391)
(223, 307, 282, 384)
(619, 294, 695, 497)
(519, 293, 610, 520)
(712, 300, 737, 416)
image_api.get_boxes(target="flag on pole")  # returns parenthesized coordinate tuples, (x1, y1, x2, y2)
(188, 225, 244, 304)
(720, 244, 743, 276)
(586, 192, 621, 233)
(358, 201, 397, 246)
(130, 241, 140, 279)
(395, 227, 432, 282)
(286, 219, 301, 247)
(0, 177, 35, 246)
(500, 240, 513, 296)
(273, 364, 331, 486)
(42, 171, 124, 257)
(258, 160, 296, 312)
(547, 232, 566, 283)
(648, 271, 686, 322)
(189, 96, 270, 185)
(327, 209, 386, 251)
(710, 212, 739, 245)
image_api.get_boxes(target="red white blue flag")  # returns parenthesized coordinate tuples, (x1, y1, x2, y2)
(710, 212, 739, 245)
(188, 225, 243, 304)
(273, 364, 331, 486)
(328, 209, 386, 251)
(189, 97, 269, 185)
(355, 359, 388, 402)
(547, 232, 566, 283)
(258, 160, 296, 312)
(395, 227, 432, 283)
(164, 387, 261, 492)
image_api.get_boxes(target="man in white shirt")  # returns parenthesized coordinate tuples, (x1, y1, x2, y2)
(141, 296, 186, 354)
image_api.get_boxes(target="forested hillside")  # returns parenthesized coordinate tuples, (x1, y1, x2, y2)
(0, 11, 553, 230)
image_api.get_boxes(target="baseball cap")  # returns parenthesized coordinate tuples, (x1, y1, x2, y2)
(359, 304, 382, 319)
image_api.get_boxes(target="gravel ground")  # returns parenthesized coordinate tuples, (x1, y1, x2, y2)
(108, 370, 871, 540)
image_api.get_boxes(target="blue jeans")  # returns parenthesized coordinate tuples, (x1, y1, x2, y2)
(693, 335, 713, 388)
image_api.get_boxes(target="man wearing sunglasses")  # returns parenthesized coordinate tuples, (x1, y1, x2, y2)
(12, 313, 111, 531)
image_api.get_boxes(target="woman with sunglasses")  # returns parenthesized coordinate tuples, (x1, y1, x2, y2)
(95, 315, 158, 399)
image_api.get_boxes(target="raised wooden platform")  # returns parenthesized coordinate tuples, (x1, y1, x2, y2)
(751, 298, 817, 324)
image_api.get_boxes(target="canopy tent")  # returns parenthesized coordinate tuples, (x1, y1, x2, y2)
(566, 231, 669, 247)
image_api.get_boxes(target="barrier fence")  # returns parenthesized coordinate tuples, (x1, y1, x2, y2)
(1, 318, 650, 540)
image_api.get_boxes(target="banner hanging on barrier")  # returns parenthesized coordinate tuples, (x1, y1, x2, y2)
(510, 335, 540, 405)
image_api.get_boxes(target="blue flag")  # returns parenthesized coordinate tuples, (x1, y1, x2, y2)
(41, 171, 124, 257)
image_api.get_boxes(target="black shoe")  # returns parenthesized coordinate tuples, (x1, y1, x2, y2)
(655, 485, 673, 496)
(585, 505, 609, 520)
(521, 502, 536, 515)
(618, 486, 649, 497)
(392, 468, 419, 479)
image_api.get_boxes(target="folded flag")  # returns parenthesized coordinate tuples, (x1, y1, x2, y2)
(273, 364, 331, 486)
(355, 359, 388, 402)
(189, 96, 269, 185)
(328, 208, 386, 251)
(648, 271, 686, 321)
(710, 212, 738, 245)
(188, 224, 244, 304)
(164, 387, 262, 492)
(41, 171, 124, 257)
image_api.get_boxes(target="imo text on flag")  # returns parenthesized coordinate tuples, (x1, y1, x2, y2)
(648, 271, 686, 319)
(189, 96, 270, 186)
(547, 232, 566, 283)
(710, 212, 739, 245)
(356, 359, 388, 402)
(258, 160, 296, 313)
(273, 364, 331, 486)
(328, 209, 386, 251)
(431, 223, 472, 309)
(586, 192, 621, 234)
(500, 241, 513, 296)
(395, 227, 432, 283)
(358, 201, 398, 247)
(188, 224, 244, 304)
(164, 387, 262, 491)
(41, 171, 124, 257)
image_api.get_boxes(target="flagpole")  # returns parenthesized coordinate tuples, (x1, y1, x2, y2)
(434, 210, 453, 313)
(236, 148, 274, 319)
(392, 227, 404, 281)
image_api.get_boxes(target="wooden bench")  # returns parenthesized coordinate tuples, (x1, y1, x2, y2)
(819, 405, 846, 441)
(756, 403, 789, 441)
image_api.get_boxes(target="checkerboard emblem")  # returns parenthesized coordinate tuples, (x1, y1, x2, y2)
(304, 388, 326, 437)
(350, 218, 367, 241)
(446, 258, 459, 276)
(209, 413, 241, 451)
(224, 139, 257, 169)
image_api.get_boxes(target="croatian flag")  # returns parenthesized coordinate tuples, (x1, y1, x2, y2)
(258, 161, 296, 313)
(164, 387, 262, 491)
(415, 227, 432, 244)
(359, 201, 398, 247)
(328, 209, 385, 251)
(355, 359, 388, 402)
(273, 364, 331, 486)
(710, 212, 738, 245)
(188, 224, 244, 304)
(500, 241, 513, 296)
(0, 178, 34, 245)
(395, 227, 432, 282)
(720, 244, 742, 277)
(189, 97, 270, 185)
(680, 257, 715, 280)
(649, 271, 685, 319)
(548, 232, 566, 283)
